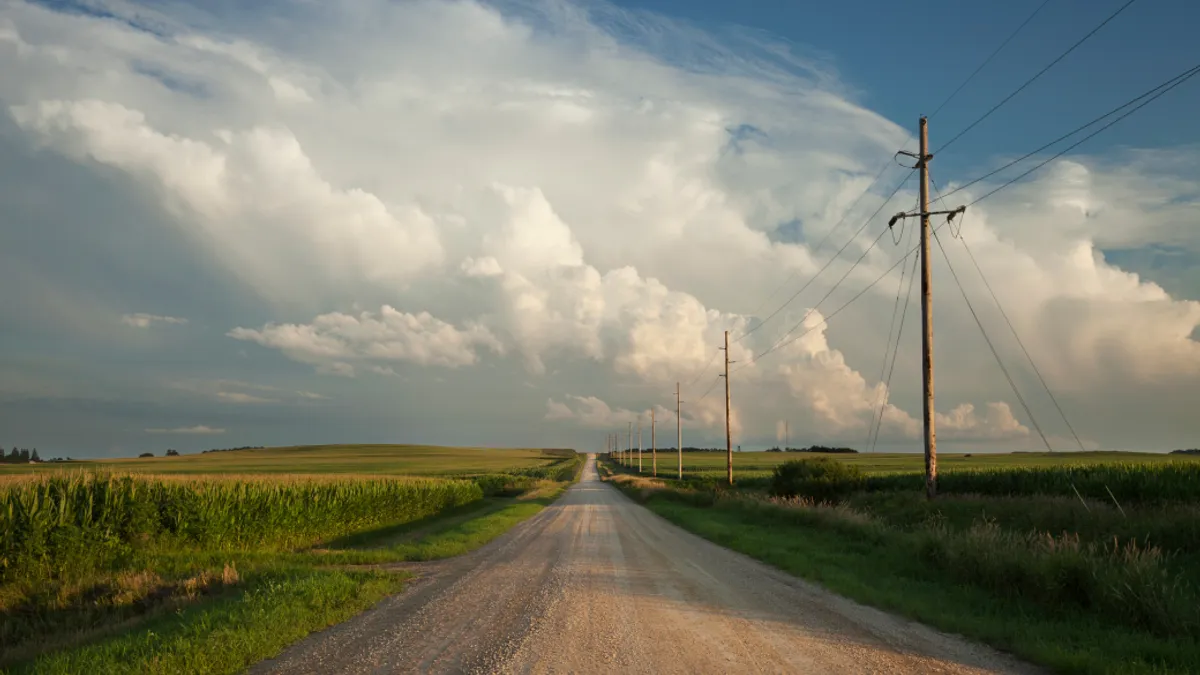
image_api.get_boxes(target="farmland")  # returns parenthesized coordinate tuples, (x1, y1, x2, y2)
(0, 446, 581, 673)
(0, 444, 560, 477)
(604, 452, 1200, 673)
(616, 449, 1200, 483)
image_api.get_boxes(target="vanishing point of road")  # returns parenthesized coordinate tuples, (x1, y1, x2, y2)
(254, 455, 1038, 674)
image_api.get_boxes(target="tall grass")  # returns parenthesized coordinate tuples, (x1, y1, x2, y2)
(0, 474, 482, 585)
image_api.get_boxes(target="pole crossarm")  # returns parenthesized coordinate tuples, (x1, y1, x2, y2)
(889, 205, 966, 228)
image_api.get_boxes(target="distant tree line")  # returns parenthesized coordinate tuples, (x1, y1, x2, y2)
(1, 447, 41, 463)
(201, 446, 265, 454)
(765, 445, 859, 454)
(138, 449, 183, 458)
(1171, 449, 1200, 455)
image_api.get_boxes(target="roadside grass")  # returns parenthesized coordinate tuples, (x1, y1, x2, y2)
(604, 464, 1200, 674)
(12, 567, 406, 675)
(2, 452, 581, 672)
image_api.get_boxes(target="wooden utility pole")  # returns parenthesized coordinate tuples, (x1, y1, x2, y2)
(637, 418, 643, 473)
(785, 420, 789, 452)
(651, 407, 657, 477)
(918, 116, 937, 499)
(627, 422, 632, 470)
(676, 382, 683, 480)
(721, 330, 733, 485)
(890, 118, 962, 500)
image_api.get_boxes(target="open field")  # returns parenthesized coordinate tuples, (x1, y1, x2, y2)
(603, 455, 1200, 673)
(0, 445, 561, 477)
(0, 447, 582, 673)
(614, 449, 1200, 482)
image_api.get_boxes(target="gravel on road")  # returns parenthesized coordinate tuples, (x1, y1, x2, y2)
(251, 455, 1040, 674)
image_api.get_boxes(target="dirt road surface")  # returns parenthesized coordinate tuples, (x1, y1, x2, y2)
(253, 455, 1038, 674)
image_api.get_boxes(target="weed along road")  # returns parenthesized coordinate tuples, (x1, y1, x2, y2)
(255, 456, 1038, 674)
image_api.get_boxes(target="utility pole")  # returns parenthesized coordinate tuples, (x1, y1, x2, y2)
(784, 420, 789, 452)
(917, 116, 937, 500)
(676, 382, 683, 480)
(627, 422, 632, 471)
(638, 417, 643, 473)
(721, 330, 734, 485)
(890, 117, 965, 500)
(651, 407, 657, 477)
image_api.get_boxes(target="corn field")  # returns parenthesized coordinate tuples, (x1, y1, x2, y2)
(0, 473, 482, 584)
(864, 462, 1200, 504)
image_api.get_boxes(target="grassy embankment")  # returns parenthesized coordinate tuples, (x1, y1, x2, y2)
(602, 453, 1200, 675)
(1, 446, 582, 674)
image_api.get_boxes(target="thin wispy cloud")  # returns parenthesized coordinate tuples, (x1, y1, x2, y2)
(144, 425, 226, 435)
(120, 313, 188, 329)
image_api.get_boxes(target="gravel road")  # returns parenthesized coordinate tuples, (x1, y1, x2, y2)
(253, 455, 1039, 674)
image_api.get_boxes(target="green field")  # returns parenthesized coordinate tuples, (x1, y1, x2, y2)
(613, 449, 1200, 482)
(1, 446, 581, 673)
(0, 444, 560, 477)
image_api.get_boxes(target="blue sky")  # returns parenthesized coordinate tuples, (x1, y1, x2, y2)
(1, 0, 1198, 457)
(610, 0, 1200, 172)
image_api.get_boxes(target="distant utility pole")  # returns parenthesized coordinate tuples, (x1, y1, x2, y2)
(890, 116, 965, 500)
(628, 422, 632, 470)
(638, 418, 643, 473)
(785, 420, 789, 452)
(720, 330, 734, 485)
(651, 407, 657, 477)
(676, 382, 683, 480)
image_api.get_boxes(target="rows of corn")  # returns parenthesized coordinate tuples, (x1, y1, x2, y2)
(0, 473, 482, 584)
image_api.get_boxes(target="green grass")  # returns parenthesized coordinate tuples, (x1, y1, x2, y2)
(12, 568, 406, 675)
(623, 485, 1200, 674)
(0, 445, 563, 477)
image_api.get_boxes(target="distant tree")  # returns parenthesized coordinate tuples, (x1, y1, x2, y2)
(6, 447, 18, 463)
(166, 449, 180, 457)
(30, 449, 40, 463)
(19, 449, 30, 462)
(139, 452, 155, 458)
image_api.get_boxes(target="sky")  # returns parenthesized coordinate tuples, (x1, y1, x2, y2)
(0, 0, 1198, 458)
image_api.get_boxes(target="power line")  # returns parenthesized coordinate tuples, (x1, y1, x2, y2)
(932, 62, 1200, 206)
(737, 0, 1057, 346)
(685, 348, 722, 392)
(933, 167, 1087, 452)
(737, 159, 894, 341)
(695, 374, 723, 404)
(867, 198, 921, 453)
(965, 64, 1200, 207)
(936, 0, 1140, 155)
(931, 227, 1054, 452)
(735, 169, 914, 345)
(957, 235, 1086, 451)
(928, 0, 1056, 120)
(754, 222, 893, 363)
(741, 199, 999, 374)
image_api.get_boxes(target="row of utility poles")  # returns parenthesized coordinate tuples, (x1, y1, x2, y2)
(604, 383, 684, 480)
(606, 116, 947, 498)
(605, 330, 736, 484)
